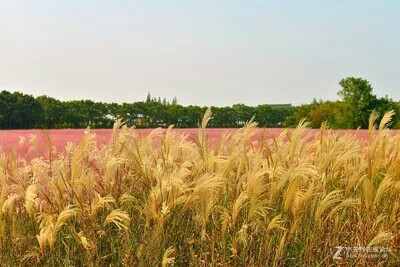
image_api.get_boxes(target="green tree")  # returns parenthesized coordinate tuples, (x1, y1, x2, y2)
(0, 91, 43, 129)
(232, 104, 254, 126)
(338, 77, 377, 128)
(373, 96, 400, 129)
(37, 96, 65, 128)
(146, 92, 152, 103)
(254, 104, 273, 127)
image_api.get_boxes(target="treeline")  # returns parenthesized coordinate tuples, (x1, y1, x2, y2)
(289, 77, 400, 129)
(0, 91, 292, 129)
(0, 77, 399, 129)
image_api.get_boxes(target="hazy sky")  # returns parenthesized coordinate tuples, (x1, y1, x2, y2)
(1, 1, 399, 106)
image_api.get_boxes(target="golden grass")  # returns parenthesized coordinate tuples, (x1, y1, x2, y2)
(0, 109, 399, 266)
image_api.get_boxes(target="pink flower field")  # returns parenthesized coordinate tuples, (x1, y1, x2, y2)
(0, 128, 394, 157)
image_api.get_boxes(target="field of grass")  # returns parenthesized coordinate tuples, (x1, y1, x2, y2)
(0, 109, 399, 266)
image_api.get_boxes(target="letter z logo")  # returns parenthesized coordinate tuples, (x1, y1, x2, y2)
(333, 246, 344, 260)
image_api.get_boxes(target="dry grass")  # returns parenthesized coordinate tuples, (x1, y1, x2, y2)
(0, 109, 399, 266)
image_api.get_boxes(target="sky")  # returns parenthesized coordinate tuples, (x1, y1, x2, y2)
(1, 0, 399, 106)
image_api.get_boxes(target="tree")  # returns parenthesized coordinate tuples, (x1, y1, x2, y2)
(232, 104, 254, 126)
(146, 92, 152, 103)
(338, 77, 377, 128)
(0, 90, 17, 128)
(165, 104, 184, 126)
(0, 91, 43, 129)
(182, 105, 204, 127)
(373, 95, 400, 128)
(254, 105, 272, 127)
(37, 95, 65, 128)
